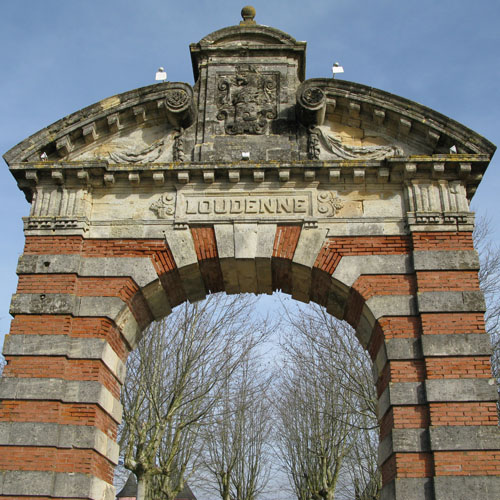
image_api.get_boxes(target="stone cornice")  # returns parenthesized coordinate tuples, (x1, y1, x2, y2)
(298, 79, 497, 157)
(11, 155, 487, 201)
(3, 82, 195, 165)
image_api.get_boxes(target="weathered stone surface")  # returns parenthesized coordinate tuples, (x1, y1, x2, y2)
(0, 378, 122, 422)
(0, 422, 119, 463)
(0, 471, 115, 499)
(385, 337, 423, 360)
(380, 478, 434, 500)
(378, 382, 426, 420)
(141, 279, 172, 319)
(425, 378, 498, 402)
(3, 334, 126, 382)
(433, 476, 500, 500)
(234, 223, 259, 293)
(366, 294, 418, 319)
(417, 291, 486, 313)
(421, 333, 492, 357)
(214, 224, 239, 295)
(413, 250, 480, 270)
(10, 293, 77, 315)
(255, 223, 276, 294)
(430, 426, 500, 451)
(333, 254, 411, 288)
(379, 428, 430, 465)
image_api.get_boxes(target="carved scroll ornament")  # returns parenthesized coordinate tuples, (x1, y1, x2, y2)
(150, 194, 176, 219)
(317, 191, 344, 217)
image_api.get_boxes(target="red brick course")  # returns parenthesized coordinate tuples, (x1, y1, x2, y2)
(426, 356, 493, 379)
(0, 401, 118, 437)
(421, 313, 486, 335)
(417, 271, 480, 292)
(3, 357, 121, 399)
(434, 451, 500, 475)
(0, 447, 114, 483)
(382, 452, 434, 484)
(429, 403, 499, 427)
(412, 232, 474, 251)
(9, 316, 129, 361)
(191, 227, 224, 293)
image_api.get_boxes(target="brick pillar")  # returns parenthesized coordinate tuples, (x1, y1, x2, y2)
(412, 231, 500, 499)
(0, 236, 175, 499)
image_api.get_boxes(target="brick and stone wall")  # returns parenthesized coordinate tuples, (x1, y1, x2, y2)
(1, 8, 498, 500)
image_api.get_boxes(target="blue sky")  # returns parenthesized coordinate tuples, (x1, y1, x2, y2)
(1, 0, 499, 340)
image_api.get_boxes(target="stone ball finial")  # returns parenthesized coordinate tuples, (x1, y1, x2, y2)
(240, 6, 256, 25)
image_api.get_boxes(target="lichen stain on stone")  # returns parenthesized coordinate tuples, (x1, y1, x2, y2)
(100, 96, 121, 111)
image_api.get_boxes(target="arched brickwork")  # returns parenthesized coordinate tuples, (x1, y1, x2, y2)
(1, 9, 499, 500)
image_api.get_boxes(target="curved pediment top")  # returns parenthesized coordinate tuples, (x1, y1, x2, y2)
(197, 24, 301, 47)
(297, 79, 496, 157)
(3, 82, 196, 165)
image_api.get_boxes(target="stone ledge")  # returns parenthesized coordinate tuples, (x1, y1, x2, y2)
(0, 470, 115, 499)
(378, 428, 429, 465)
(433, 476, 500, 500)
(0, 422, 119, 464)
(430, 425, 500, 451)
(421, 333, 492, 357)
(0, 377, 122, 423)
(366, 294, 418, 320)
(385, 337, 423, 360)
(413, 250, 479, 271)
(425, 378, 498, 402)
(2, 334, 126, 383)
(417, 291, 486, 313)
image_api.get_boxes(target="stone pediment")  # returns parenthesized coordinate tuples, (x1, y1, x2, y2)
(197, 25, 300, 46)
(4, 77, 494, 165)
(3, 82, 195, 166)
(296, 79, 496, 158)
(3, 8, 495, 205)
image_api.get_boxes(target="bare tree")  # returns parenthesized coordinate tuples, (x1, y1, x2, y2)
(275, 301, 380, 500)
(202, 353, 272, 500)
(119, 293, 269, 500)
(474, 215, 500, 384)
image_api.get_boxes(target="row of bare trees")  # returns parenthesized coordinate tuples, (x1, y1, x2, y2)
(118, 216, 500, 500)
(118, 292, 380, 500)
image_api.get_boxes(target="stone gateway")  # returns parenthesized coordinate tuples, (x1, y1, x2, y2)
(1, 7, 499, 500)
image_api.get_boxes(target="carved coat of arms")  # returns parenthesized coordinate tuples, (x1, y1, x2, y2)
(216, 65, 278, 135)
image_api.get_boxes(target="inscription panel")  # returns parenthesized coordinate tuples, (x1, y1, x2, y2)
(175, 191, 312, 221)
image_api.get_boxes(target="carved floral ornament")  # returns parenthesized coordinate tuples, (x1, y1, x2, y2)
(317, 191, 344, 217)
(216, 65, 278, 135)
(150, 194, 176, 219)
(301, 87, 326, 109)
(165, 89, 189, 110)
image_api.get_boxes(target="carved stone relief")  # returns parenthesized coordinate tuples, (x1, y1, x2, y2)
(310, 126, 404, 160)
(405, 180, 471, 225)
(72, 127, 177, 163)
(317, 191, 344, 216)
(150, 194, 176, 219)
(149, 189, 350, 222)
(26, 185, 91, 232)
(216, 65, 279, 135)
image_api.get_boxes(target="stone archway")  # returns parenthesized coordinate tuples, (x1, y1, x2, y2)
(1, 7, 499, 500)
